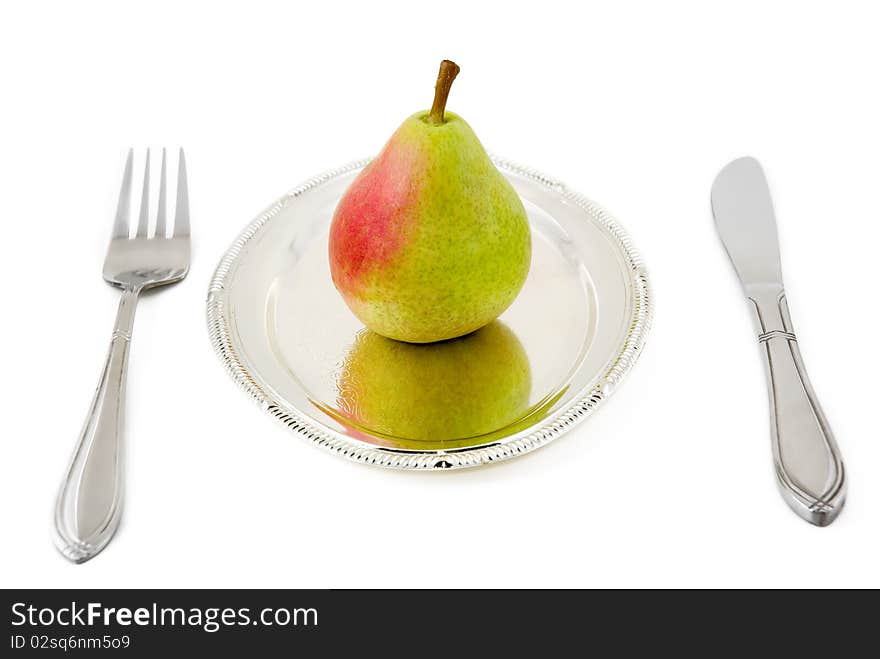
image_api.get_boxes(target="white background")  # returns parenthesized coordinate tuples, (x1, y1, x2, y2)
(2, 0, 878, 589)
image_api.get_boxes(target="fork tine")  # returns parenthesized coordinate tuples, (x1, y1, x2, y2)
(136, 149, 151, 237)
(112, 149, 134, 238)
(155, 148, 167, 238)
(173, 148, 190, 238)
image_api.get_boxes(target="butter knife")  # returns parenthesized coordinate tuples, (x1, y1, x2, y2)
(710, 156, 846, 526)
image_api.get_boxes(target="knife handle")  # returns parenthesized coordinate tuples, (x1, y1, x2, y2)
(748, 289, 846, 526)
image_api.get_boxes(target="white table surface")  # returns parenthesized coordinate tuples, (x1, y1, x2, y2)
(2, 0, 878, 588)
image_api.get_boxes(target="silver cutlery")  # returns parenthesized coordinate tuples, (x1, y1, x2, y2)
(711, 156, 845, 526)
(54, 149, 191, 562)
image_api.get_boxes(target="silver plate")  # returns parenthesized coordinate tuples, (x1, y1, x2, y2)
(207, 158, 652, 470)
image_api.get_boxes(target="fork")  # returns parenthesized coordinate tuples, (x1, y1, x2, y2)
(54, 148, 191, 563)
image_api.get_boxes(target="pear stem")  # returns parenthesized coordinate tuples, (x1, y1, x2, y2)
(428, 60, 460, 125)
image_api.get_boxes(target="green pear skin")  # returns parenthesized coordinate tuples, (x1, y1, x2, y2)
(328, 61, 531, 343)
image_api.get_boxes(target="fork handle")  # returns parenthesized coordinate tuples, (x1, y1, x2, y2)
(54, 287, 139, 562)
(749, 290, 846, 526)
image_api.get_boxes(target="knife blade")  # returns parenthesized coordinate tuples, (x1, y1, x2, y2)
(711, 156, 846, 526)
(711, 157, 783, 294)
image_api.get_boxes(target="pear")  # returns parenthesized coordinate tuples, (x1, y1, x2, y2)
(329, 60, 531, 343)
(336, 322, 532, 445)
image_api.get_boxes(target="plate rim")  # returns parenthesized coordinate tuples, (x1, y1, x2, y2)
(207, 157, 653, 470)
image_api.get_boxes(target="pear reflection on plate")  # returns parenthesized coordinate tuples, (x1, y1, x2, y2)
(332, 321, 533, 450)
